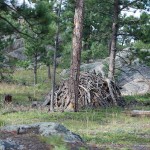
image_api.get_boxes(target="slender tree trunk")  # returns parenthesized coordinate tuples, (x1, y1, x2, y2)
(108, 0, 119, 80)
(69, 0, 84, 112)
(33, 53, 37, 86)
(108, 38, 112, 55)
(50, 0, 63, 112)
(47, 64, 51, 79)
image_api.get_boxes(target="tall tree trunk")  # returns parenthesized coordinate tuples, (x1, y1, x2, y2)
(108, 0, 119, 80)
(33, 53, 37, 86)
(69, 0, 84, 112)
(47, 64, 51, 79)
(50, 0, 63, 112)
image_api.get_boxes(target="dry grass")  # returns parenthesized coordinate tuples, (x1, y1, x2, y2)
(0, 66, 150, 149)
(0, 107, 150, 149)
(0, 66, 61, 104)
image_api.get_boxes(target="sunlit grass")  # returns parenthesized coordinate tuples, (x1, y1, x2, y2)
(0, 119, 5, 127)
(0, 82, 47, 104)
(0, 108, 150, 148)
(0, 66, 150, 149)
(39, 135, 68, 150)
(0, 66, 63, 104)
(124, 94, 150, 103)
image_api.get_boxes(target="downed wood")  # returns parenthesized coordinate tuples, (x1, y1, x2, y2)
(43, 72, 125, 111)
(131, 110, 150, 117)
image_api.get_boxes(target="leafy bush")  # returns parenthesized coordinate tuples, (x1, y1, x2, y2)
(16, 60, 31, 69)
(59, 43, 71, 69)
(91, 42, 108, 59)
(81, 50, 92, 63)
(81, 42, 109, 63)
(133, 41, 150, 66)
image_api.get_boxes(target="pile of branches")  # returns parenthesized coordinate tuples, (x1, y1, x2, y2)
(43, 72, 125, 111)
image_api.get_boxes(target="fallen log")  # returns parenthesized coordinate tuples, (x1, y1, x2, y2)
(131, 110, 150, 117)
(43, 72, 125, 111)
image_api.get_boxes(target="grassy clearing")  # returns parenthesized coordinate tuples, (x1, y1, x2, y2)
(0, 66, 62, 104)
(0, 66, 150, 149)
(0, 82, 47, 105)
(0, 107, 150, 149)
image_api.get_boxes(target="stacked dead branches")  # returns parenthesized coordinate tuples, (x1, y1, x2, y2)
(43, 72, 125, 111)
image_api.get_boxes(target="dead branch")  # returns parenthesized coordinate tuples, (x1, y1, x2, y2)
(43, 72, 125, 111)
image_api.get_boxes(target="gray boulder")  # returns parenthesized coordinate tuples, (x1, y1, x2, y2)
(4, 36, 26, 60)
(60, 47, 150, 95)
(60, 60, 108, 78)
(8, 47, 26, 60)
(80, 61, 106, 77)
(118, 65, 150, 95)
(0, 139, 24, 150)
(0, 122, 83, 143)
(10, 38, 24, 51)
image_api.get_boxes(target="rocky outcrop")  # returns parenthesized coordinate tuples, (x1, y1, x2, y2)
(7, 38, 26, 60)
(7, 38, 24, 53)
(60, 60, 108, 78)
(118, 65, 150, 95)
(8, 47, 26, 60)
(0, 122, 83, 143)
(80, 60, 107, 77)
(0, 139, 24, 150)
(0, 122, 84, 150)
(61, 48, 150, 95)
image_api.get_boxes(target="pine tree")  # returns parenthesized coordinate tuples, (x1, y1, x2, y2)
(69, 0, 84, 112)
(108, 0, 150, 80)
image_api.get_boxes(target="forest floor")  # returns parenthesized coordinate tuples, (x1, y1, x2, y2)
(0, 103, 150, 150)
(0, 130, 100, 150)
(0, 67, 150, 149)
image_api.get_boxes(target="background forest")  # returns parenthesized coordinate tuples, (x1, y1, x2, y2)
(0, 0, 150, 149)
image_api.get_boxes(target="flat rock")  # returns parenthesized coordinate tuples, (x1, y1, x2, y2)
(0, 122, 83, 143)
(0, 139, 24, 150)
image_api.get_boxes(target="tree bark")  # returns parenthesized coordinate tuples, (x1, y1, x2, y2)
(47, 64, 51, 79)
(50, 0, 62, 112)
(108, 0, 119, 80)
(33, 53, 37, 86)
(69, 0, 84, 112)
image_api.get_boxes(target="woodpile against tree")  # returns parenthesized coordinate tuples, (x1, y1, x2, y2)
(43, 72, 125, 111)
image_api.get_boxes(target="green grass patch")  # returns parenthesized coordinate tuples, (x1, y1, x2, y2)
(39, 135, 68, 150)
(0, 119, 5, 127)
(0, 108, 150, 148)
(84, 131, 150, 145)
(0, 66, 63, 104)
(124, 94, 150, 110)
(124, 94, 150, 103)
(0, 67, 150, 149)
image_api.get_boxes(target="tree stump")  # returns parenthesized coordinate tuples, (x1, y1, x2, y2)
(4, 94, 12, 104)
